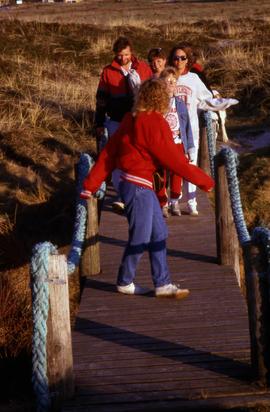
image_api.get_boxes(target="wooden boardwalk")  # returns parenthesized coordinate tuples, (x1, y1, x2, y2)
(64, 188, 270, 411)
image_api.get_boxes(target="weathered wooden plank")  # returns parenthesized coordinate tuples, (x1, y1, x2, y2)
(77, 299, 246, 311)
(75, 380, 258, 397)
(74, 317, 248, 331)
(63, 393, 270, 412)
(70, 356, 252, 373)
(74, 361, 250, 379)
(73, 347, 250, 363)
(64, 386, 267, 405)
(73, 342, 250, 362)
(71, 327, 249, 344)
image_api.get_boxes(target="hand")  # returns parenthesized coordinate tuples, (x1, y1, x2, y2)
(188, 150, 196, 163)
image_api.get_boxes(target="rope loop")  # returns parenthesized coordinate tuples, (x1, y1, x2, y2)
(215, 146, 251, 245)
(67, 153, 106, 273)
(76, 153, 106, 199)
(204, 111, 216, 178)
(31, 241, 58, 412)
(76, 153, 95, 194)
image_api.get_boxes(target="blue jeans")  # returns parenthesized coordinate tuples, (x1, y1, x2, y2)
(117, 180, 171, 288)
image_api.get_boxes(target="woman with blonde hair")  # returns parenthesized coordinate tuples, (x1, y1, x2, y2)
(81, 78, 214, 299)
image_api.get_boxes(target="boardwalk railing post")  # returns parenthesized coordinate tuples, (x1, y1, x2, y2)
(80, 196, 101, 277)
(47, 254, 74, 410)
(198, 126, 211, 176)
(215, 155, 240, 285)
(242, 242, 270, 386)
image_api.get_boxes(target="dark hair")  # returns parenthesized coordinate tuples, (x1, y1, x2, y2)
(113, 36, 133, 54)
(147, 47, 167, 63)
(168, 42, 196, 70)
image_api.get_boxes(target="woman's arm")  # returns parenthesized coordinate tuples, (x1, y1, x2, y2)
(81, 113, 133, 197)
(196, 75, 213, 102)
(146, 114, 214, 192)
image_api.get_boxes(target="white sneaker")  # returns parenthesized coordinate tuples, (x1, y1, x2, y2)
(112, 201, 125, 212)
(171, 202, 181, 216)
(155, 283, 190, 299)
(117, 282, 151, 295)
(162, 205, 170, 218)
(188, 204, 198, 216)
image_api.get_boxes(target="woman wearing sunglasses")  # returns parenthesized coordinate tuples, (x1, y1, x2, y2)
(168, 43, 212, 216)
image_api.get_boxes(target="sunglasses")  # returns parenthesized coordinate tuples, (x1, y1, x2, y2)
(173, 55, 187, 61)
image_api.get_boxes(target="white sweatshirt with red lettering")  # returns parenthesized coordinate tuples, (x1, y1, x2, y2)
(175, 72, 212, 144)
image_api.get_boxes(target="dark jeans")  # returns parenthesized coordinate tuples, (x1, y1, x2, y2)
(117, 180, 171, 288)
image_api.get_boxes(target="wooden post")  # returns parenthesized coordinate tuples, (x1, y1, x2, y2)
(47, 255, 74, 410)
(215, 157, 240, 285)
(242, 242, 270, 386)
(80, 196, 101, 277)
(198, 127, 211, 176)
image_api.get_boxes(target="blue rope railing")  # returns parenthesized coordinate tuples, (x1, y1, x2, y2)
(214, 146, 251, 246)
(31, 242, 57, 412)
(204, 111, 216, 178)
(30, 153, 105, 412)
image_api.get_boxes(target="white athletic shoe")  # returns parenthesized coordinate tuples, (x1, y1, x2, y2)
(171, 202, 181, 216)
(155, 283, 190, 299)
(188, 204, 199, 216)
(117, 282, 151, 295)
(112, 201, 125, 212)
(162, 205, 170, 218)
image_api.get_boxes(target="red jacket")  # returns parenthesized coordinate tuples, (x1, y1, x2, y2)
(81, 112, 214, 197)
(95, 56, 152, 127)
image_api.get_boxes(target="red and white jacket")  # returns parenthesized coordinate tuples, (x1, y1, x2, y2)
(95, 56, 152, 127)
(81, 111, 214, 198)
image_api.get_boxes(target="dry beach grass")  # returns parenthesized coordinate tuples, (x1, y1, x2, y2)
(0, 0, 269, 408)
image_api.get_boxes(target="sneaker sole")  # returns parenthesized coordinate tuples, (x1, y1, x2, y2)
(117, 288, 151, 295)
(112, 205, 125, 213)
(156, 290, 190, 299)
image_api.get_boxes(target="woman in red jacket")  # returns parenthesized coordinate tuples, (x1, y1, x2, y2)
(81, 79, 214, 299)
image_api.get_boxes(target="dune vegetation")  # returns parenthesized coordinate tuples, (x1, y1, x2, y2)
(0, 0, 269, 409)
